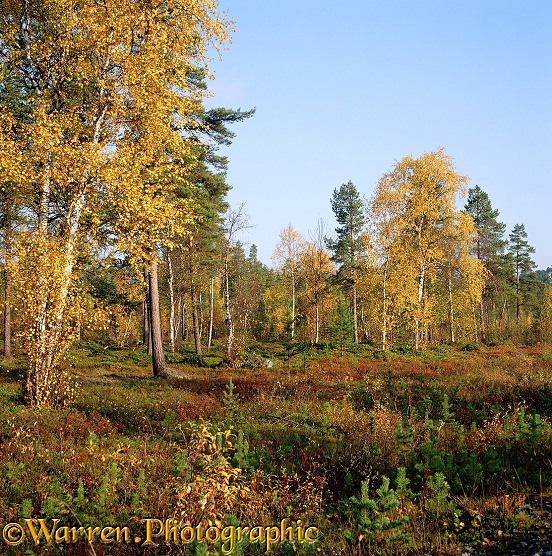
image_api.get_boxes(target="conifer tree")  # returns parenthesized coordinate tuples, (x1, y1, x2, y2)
(464, 185, 509, 336)
(330, 291, 354, 359)
(173, 105, 254, 356)
(508, 224, 538, 322)
(326, 181, 366, 344)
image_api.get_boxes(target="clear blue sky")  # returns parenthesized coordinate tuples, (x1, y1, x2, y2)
(204, 0, 552, 269)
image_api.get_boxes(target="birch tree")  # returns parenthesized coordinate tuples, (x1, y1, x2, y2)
(298, 221, 335, 343)
(0, 0, 230, 405)
(272, 224, 304, 341)
(222, 204, 250, 365)
(369, 149, 485, 349)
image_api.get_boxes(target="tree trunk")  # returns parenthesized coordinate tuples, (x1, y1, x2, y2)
(224, 255, 234, 363)
(3, 200, 12, 360)
(167, 251, 175, 354)
(448, 264, 455, 344)
(198, 292, 203, 338)
(38, 151, 51, 235)
(472, 301, 479, 343)
(315, 300, 320, 344)
(174, 294, 182, 341)
(148, 261, 168, 378)
(25, 83, 110, 406)
(381, 257, 389, 351)
(479, 297, 486, 343)
(516, 261, 521, 322)
(27, 193, 85, 406)
(142, 268, 152, 354)
(291, 270, 295, 340)
(191, 284, 202, 356)
(414, 263, 425, 351)
(208, 277, 214, 348)
(181, 296, 188, 341)
(4, 273, 11, 359)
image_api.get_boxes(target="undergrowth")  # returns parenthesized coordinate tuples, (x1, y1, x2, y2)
(1, 343, 551, 555)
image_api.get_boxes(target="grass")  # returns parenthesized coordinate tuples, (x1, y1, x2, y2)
(1, 342, 552, 554)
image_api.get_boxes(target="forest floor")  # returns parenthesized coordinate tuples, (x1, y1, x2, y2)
(1, 341, 552, 555)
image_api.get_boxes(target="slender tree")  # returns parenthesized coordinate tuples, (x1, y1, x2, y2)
(464, 185, 509, 337)
(508, 224, 537, 322)
(326, 181, 366, 344)
(299, 220, 335, 343)
(174, 106, 254, 355)
(272, 224, 304, 341)
(222, 204, 251, 365)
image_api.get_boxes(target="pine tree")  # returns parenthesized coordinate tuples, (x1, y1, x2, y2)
(508, 224, 538, 322)
(330, 291, 354, 359)
(464, 185, 510, 337)
(326, 181, 366, 344)
(173, 106, 254, 356)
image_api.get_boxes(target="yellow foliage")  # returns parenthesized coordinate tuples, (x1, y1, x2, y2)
(537, 285, 552, 344)
(0, 0, 232, 405)
(368, 148, 486, 348)
(175, 427, 249, 527)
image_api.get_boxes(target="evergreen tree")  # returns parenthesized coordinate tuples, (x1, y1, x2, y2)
(464, 185, 510, 337)
(464, 185, 507, 275)
(508, 224, 538, 322)
(330, 291, 354, 359)
(326, 181, 366, 344)
(171, 105, 254, 355)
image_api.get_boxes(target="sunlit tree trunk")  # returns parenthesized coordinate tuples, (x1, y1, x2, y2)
(148, 261, 168, 378)
(381, 257, 389, 351)
(224, 254, 234, 363)
(208, 277, 214, 348)
(191, 284, 202, 356)
(448, 264, 455, 344)
(414, 263, 425, 351)
(3, 198, 13, 360)
(167, 251, 176, 354)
